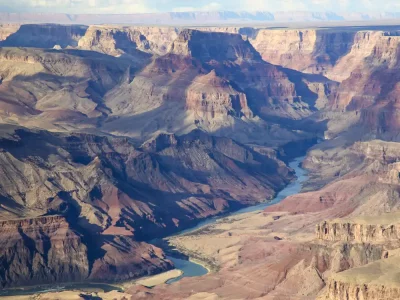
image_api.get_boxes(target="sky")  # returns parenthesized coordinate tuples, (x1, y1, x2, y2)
(0, 0, 400, 14)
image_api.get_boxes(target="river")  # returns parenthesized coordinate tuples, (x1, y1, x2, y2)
(163, 156, 308, 283)
(0, 156, 307, 296)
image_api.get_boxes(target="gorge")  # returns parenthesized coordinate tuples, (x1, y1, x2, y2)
(1, 19, 400, 300)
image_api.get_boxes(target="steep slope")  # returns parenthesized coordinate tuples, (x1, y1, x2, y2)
(0, 215, 171, 288)
(0, 215, 89, 287)
(0, 47, 146, 132)
(307, 32, 400, 141)
(0, 125, 295, 287)
(0, 126, 293, 239)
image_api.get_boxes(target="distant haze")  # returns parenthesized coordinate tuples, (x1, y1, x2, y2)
(2, 0, 400, 14)
(3, 11, 400, 25)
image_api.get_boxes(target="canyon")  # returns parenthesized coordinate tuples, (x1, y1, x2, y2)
(0, 19, 400, 300)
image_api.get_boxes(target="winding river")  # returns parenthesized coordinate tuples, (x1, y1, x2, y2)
(0, 156, 307, 296)
(164, 156, 308, 283)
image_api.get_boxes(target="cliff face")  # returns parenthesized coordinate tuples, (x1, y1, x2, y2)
(320, 279, 400, 300)
(251, 29, 356, 76)
(166, 29, 316, 120)
(0, 24, 88, 48)
(332, 33, 400, 110)
(169, 29, 261, 61)
(0, 215, 172, 288)
(0, 215, 89, 287)
(318, 32, 400, 138)
(317, 254, 400, 300)
(250, 29, 397, 82)
(78, 25, 178, 56)
(0, 24, 20, 41)
(316, 221, 400, 243)
(185, 70, 253, 120)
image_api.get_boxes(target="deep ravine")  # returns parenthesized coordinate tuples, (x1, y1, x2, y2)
(0, 156, 308, 296)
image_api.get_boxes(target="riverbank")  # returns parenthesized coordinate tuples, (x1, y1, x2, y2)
(166, 211, 294, 272)
(1, 290, 132, 300)
(165, 236, 219, 273)
(134, 269, 183, 288)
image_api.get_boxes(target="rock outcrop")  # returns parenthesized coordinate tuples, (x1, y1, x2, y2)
(317, 216, 400, 243)
(185, 70, 253, 120)
(318, 255, 400, 300)
(320, 277, 400, 300)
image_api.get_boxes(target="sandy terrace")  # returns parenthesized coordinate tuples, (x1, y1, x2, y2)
(168, 210, 316, 269)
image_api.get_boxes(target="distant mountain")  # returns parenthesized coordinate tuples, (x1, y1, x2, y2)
(2, 11, 400, 25)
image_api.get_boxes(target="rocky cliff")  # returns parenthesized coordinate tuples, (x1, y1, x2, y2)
(185, 70, 253, 120)
(0, 215, 88, 287)
(318, 256, 400, 300)
(320, 279, 400, 300)
(0, 24, 88, 48)
(250, 29, 400, 82)
(316, 218, 400, 243)
(78, 25, 178, 56)
(251, 29, 356, 76)
(0, 214, 172, 288)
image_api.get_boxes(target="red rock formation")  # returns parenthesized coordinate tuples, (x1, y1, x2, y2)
(251, 29, 356, 76)
(185, 70, 253, 119)
(0, 214, 172, 288)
